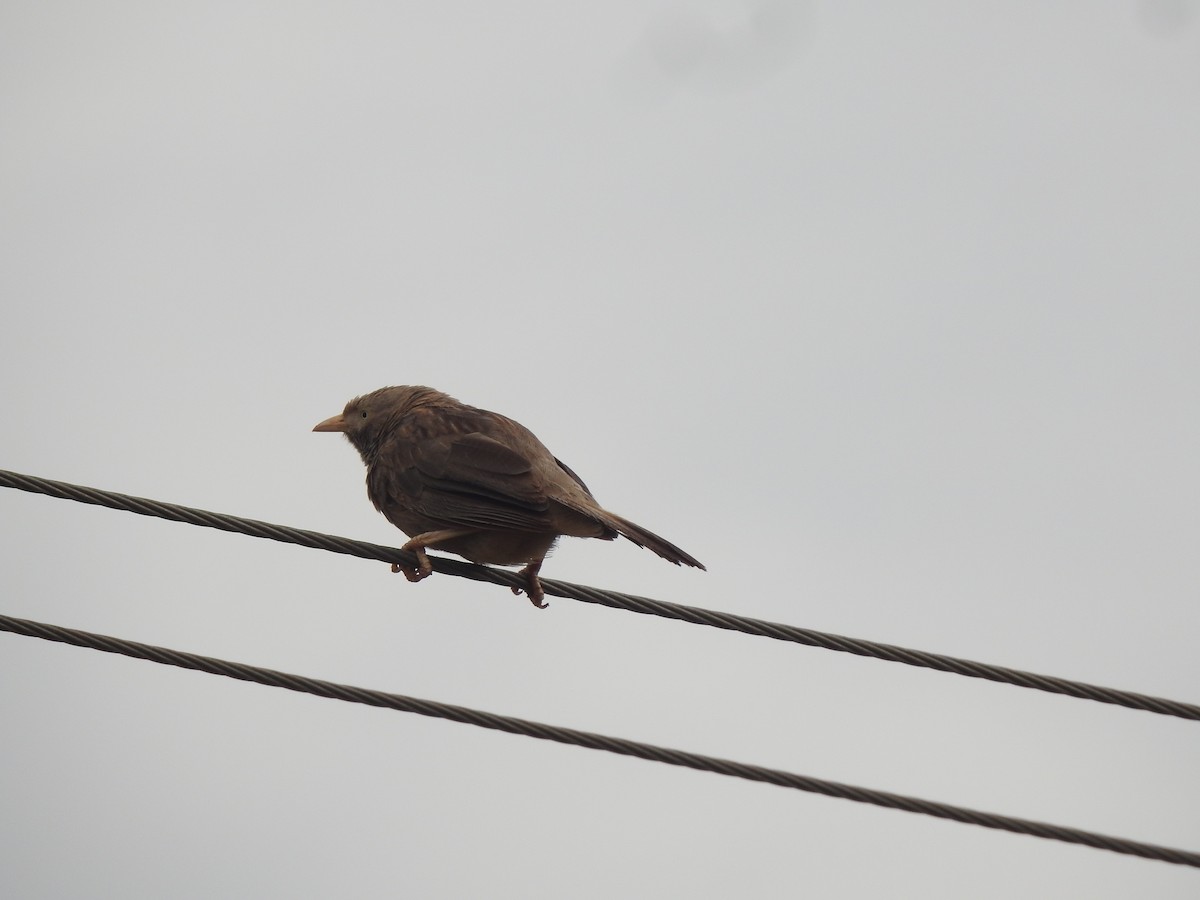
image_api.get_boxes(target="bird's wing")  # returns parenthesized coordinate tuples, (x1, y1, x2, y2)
(552, 456, 596, 496)
(378, 428, 558, 532)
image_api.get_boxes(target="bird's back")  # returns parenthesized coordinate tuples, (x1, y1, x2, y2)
(366, 398, 612, 540)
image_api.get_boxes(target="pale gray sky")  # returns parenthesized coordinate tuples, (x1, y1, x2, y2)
(2, 2, 1198, 897)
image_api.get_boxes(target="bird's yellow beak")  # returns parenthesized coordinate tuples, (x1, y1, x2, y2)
(312, 413, 347, 433)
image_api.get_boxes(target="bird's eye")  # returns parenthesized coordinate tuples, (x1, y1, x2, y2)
(361, 410, 368, 418)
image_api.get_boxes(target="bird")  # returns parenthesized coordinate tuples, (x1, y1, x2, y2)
(313, 385, 704, 607)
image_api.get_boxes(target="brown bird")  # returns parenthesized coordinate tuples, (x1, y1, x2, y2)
(313, 385, 704, 607)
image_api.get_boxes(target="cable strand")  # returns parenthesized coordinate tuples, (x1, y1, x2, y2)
(2, 612, 1197, 869)
(3, 468, 1198, 721)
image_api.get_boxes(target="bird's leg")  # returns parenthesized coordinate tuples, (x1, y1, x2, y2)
(394, 529, 479, 583)
(513, 559, 547, 609)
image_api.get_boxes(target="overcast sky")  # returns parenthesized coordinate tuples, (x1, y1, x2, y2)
(2, 2, 1199, 897)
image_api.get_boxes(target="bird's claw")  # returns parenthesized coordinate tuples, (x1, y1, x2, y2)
(392, 548, 433, 582)
(391, 563, 429, 582)
(511, 583, 548, 608)
(514, 561, 547, 608)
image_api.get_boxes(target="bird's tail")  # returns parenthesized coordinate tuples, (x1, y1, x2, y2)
(600, 512, 706, 571)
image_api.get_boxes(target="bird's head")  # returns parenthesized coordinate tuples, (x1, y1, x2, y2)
(313, 385, 447, 465)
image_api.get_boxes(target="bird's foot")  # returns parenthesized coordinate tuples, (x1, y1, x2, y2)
(393, 543, 434, 582)
(513, 561, 547, 609)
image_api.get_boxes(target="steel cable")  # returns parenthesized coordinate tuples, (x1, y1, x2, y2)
(3, 468, 1198, 721)
(1, 612, 1197, 869)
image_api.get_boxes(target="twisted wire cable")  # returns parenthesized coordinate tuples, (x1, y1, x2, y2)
(2, 613, 1197, 870)
(3, 468, 1198, 721)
